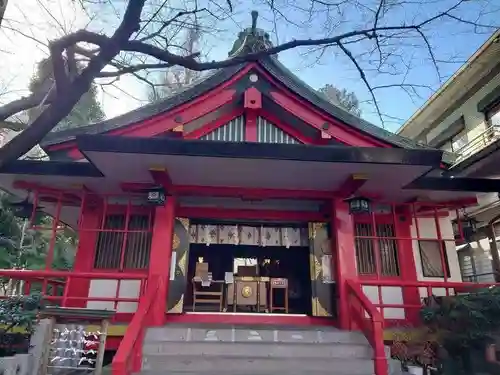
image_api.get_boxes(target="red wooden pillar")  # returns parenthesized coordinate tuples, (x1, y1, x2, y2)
(394, 206, 421, 325)
(332, 199, 358, 330)
(68, 205, 100, 307)
(149, 196, 176, 326)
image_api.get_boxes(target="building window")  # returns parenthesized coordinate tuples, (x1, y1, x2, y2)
(486, 102, 500, 127)
(429, 116, 467, 153)
(354, 222, 400, 277)
(94, 214, 152, 269)
(440, 128, 468, 153)
(418, 240, 450, 277)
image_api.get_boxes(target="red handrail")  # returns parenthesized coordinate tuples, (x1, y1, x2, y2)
(112, 275, 162, 375)
(360, 278, 498, 290)
(346, 279, 388, 375)
(0, 269, 147, 307)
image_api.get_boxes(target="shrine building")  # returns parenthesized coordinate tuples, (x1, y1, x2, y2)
(0, 15, 499, 375)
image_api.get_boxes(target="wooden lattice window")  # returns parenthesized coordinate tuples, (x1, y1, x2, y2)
(354, 222, 400, 277)
(94, 214, 152, 269)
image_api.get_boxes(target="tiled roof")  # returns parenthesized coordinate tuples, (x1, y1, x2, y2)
(41, 57, 439, 152)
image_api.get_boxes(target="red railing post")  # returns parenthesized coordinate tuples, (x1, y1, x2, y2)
(112, 275, 162, 375)
(132, 333, 144, 372)
(346, 280, 388, 375)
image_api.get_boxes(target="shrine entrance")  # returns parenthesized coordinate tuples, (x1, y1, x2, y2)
(167, 219, 337, 319)
(186, 243, 312, 314)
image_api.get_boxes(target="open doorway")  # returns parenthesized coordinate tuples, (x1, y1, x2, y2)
(184, 242, 312, 314)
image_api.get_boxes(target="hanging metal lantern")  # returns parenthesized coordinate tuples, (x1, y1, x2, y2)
(146, 188, 166, 206)
(461, 216, 479, 242)
(7, 195, 43, 219)
(346, 196, 371, 215)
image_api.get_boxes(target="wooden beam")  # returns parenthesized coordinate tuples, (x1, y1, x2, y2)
(149, 168, 172, 190)
(243, 87, 262, 141)
(121, 183, 332, 200)
(177, 206, 326, 222)
(112, 89, 237, 138)
(269, 90, 390, 147)
(259, 110, 316, 144)
(184, 109, 244, 139)
(337, 174, 369, 198)
(13, 181, 81, 203)
(244, 87, 262, 110)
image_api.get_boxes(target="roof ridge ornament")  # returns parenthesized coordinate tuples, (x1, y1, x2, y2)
(227, 10, 275, 57)
(251, 10, 258, 35)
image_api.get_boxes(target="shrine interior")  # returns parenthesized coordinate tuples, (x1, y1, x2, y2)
(184, 224, 313, 315)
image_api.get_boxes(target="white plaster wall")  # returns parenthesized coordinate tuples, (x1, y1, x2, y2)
(362, 285, 405, 319)
(86, 279, 141, 312)
(426, 70, 500, 146)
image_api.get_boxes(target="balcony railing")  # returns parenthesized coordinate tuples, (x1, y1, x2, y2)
(452, 124, 500, 166)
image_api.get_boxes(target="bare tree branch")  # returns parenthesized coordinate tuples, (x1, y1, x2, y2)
(337, 40, 384, 124)
(0, 0, 148, 166)
(0, 0, 497, 165)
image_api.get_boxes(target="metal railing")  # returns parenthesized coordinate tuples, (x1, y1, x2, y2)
(452, 124, 500, 166)
(346, 280, 388, 375)
(463, 271, 498, 282)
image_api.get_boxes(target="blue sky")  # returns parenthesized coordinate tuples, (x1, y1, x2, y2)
(190, 0, 499, 132)
(1, 0, 498, 134)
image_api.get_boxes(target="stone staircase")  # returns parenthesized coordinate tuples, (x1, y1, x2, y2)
(140, 323, 403, 375)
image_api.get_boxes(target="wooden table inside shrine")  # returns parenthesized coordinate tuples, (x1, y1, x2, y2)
(226, 277, 270, 312)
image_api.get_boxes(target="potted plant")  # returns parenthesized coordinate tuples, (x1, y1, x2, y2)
(390, 329, 436, 375)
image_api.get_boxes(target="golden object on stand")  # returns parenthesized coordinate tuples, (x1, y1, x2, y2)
(241, 285, 253, 298)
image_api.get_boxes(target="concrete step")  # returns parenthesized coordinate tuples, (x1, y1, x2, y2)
(138, 359, 404, 375)
(141, 355, 375, 375)
(143, 340, 376, 359)
(144, 325, 369, 345)
(139, 371, 374, 375)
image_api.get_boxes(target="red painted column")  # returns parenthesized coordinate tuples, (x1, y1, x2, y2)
(395, 207, 421, 325)
(68, 205, 100, 307)
(149, 196, 176, 326)
(332, 199, 358, 330)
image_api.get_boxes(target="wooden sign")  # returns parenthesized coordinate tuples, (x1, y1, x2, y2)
(271, 278, 288, 287)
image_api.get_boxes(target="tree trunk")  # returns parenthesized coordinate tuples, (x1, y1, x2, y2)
(0, 0, 8, 28)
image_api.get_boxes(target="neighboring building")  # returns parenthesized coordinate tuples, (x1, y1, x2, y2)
(398, 29, 500, 282)
(0, 18, 499, 375)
